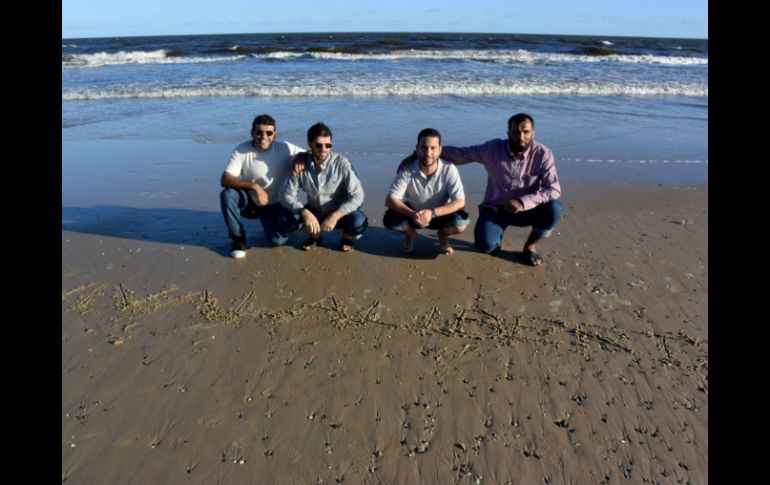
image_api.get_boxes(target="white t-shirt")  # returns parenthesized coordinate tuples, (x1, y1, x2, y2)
(224, 140, 305, 203)
(388, 159, 465, 211)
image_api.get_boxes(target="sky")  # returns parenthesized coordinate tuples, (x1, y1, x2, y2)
(62, 0, 708, 40)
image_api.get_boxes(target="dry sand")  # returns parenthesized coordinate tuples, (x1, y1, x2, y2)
(62, 182, 707, 484)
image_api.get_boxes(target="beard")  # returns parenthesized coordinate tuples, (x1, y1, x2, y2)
(509, 139, 531, 154)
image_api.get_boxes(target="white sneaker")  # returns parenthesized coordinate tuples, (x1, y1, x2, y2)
(231, 236, 247, 259)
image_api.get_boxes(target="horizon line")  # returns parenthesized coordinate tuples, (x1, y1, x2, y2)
(62, 30, 708, 42)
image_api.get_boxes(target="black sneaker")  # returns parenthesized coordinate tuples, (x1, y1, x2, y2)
(231, 235, 247, 259)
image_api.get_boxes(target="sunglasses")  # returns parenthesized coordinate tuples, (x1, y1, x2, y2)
(313, 143, 332, 149)
(254, 130, 274, 136)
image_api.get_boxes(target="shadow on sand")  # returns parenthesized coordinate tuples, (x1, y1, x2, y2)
(63, 205, 534, 263)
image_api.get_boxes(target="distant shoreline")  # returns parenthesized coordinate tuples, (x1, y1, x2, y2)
(62, 31, 709, 42)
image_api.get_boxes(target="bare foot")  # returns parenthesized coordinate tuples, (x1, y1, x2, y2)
(438, 230, 453, 255)
(401, 231, 416, 254)
(341, 238, 355, 252)
(523, 248, 543, 266)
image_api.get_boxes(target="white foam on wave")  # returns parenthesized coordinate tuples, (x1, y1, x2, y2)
(62, 45, 708, 68)
(62, 80, 708, 100)
(252, 48, 707, 66)
(253, 51, 305, 59)
(62, 48, 707, 68)
(62, 49, 246, 67)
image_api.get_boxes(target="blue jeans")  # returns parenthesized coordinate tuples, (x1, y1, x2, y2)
(220, 188, 294, 246)
(284, 207, 368, 240)
(474, 200, 563, 254)
(383, 207, 470, 231)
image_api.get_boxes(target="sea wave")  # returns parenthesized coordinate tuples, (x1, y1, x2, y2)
(62, 49, 246, 67)
(62, 80, 708, 100)
(62, 47, 708, 68)
(289, 49, 708, 66)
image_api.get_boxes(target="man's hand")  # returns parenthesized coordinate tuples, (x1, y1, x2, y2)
(504, 199, 524, 213)
(320, 211, 342, 233)
(251, 184, 268, 206)
(414, 209, 432, 228)
(302, 209, 321, 237)
(291, 153, 307, 176)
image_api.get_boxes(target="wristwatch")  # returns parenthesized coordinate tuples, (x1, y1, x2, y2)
(431, 208, 437, 218)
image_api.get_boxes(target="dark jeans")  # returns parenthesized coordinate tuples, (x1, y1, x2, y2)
(383, 207, 470, 231)
(283, 206, 368, 240)
(220, 188, 294, 246)
(474, 199, 563, 254)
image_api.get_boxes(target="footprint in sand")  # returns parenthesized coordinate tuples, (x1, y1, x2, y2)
(663, 276, 680, 293)
(549, 300, 562, 313)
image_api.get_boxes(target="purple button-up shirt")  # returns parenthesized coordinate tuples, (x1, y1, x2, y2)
(441, 139, 561, 211)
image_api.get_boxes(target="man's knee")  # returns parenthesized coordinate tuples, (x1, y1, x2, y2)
(535, 200, 563, 236)
(349, 211, 369, 235)
(220, 187, 240, 206)
(474, 239, 499, 254)
(473, 230, 500, 253)
(439, 224, 466, 236)
(473, 215, 502, 254)
(382, 209, 407, 230)
(545, 199, 563, 222)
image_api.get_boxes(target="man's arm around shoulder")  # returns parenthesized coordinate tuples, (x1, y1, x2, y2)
(441, 139, 499, 165)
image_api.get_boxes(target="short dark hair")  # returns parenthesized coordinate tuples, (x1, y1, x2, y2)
(417, 128, 441, 144)
(252, 114, 276, 131)
(307, 122, 333, 141)
(508, 113, 535, 130)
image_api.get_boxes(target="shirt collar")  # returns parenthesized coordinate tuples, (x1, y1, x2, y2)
(311, 152, 333, 172)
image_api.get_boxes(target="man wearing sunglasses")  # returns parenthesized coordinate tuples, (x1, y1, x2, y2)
(281, 122, 368, 252)
(398, 113, 562, 266)
(220, 114, 305, 258)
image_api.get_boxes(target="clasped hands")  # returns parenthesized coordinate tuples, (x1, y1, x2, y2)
(411, 209, 434, 228)
(302, 209, 342, 237)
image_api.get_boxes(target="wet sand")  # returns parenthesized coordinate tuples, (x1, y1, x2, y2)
(62, 181, 707, 484)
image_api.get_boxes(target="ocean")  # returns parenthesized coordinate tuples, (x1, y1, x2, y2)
(62, 32, 707, 214)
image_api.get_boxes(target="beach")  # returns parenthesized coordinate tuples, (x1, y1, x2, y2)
(62, 145, 707, 483)
(62, 32, 707, 483)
